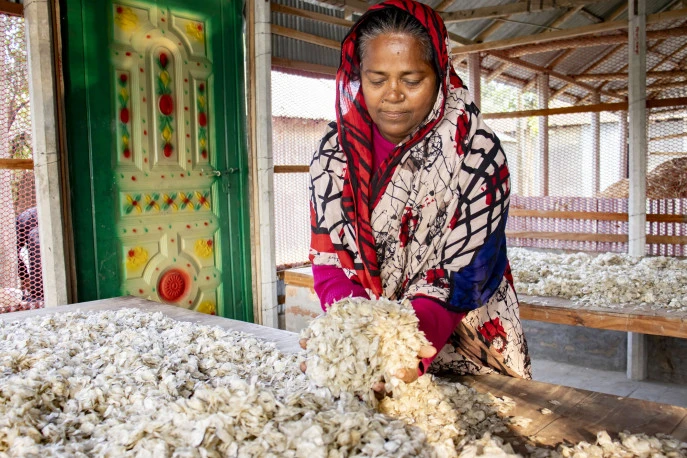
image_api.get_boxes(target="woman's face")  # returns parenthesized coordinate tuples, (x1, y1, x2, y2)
(360, 33, 438, 145)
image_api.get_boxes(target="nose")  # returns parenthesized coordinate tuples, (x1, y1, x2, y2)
(384, 82, 404, 103)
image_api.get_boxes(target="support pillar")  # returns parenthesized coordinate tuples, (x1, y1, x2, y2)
(24, 0, 68, 307)
(468, 53, 481, 108)
(538, 73, 549, 196)
(627, 0, 648, 381)
(248, 0, 278, 327)
(591, 92, 601, 195)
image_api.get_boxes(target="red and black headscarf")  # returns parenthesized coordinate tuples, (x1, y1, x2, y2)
(333, 0, 463, 296)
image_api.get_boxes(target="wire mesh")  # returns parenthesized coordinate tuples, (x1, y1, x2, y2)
(1, 12, 42, 313)
(272, 70, 336, 267)
(483, 17, 687, 256)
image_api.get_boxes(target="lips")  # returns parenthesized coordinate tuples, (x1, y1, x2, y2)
(380, 111, 408, 120)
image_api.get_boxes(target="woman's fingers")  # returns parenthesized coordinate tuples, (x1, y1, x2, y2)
(418, 345, 437, 359)
(299, 338, 308, 350)
(372, 381, 386, 400)
(300, 361, 307, 373)
(394, 368, 419, 384)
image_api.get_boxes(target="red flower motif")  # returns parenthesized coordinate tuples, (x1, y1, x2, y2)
(399, 206, 418, 248)
(198, 112, 207, 127)
(120, 107, 130, 124)
(163, 143, 173, 157)
(159, 95, 174, 115)
(201, 149, 208, 159)
(199, 83, 205, 92)
(123, 148, 131, 158)
(478, 318, 508, 353)
(207, 240, 213, 247)
(425, 269, 448, 287)
(159, 52, 168, 68)
(119, 73, 128, 84)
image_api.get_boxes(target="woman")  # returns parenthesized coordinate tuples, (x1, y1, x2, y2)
(308, 0, 531, 384)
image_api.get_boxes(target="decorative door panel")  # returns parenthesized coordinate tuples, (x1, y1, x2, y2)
(63, 0, 253, 320)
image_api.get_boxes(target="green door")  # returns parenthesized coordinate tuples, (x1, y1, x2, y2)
(61, 0, 253, 320)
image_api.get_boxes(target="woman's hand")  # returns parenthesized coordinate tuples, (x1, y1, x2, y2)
(299, 338, 308, 373)
(372, 345, 437, 399)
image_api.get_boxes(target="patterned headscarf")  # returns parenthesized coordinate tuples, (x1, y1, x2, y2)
(310, 0, 511, 312)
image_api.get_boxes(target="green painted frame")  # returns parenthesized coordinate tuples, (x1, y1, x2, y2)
(60, 0, 253, 321)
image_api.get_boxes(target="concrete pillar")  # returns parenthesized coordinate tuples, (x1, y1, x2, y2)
(248, 0, 279, 328)
(538, 73, 549, 196)
(627, 0, 647, 381)
(620, 111, 629, 180)
(24, 0, 68, 307)
(468, 53, 481, 108)
(591, 92, 601, 195)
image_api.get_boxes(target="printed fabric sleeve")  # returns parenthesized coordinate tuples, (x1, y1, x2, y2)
(404, 111, 512, 314)
(411, 296, 465, 374)
(312, 264, 370, 311)
(443, 114, 511, 313)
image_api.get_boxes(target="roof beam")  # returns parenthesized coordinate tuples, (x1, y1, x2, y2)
(505, 25, 687, 57)
(434, 0, 455, 13)
(490, 50, 624, 100)
(271, 24, 341, 50)
(485, 5, 584, 83)
(576, 70, 687, 81)
(439, 0, 596, 24)
(451, 7, 687, 55)
(309, 0, 368, 14)
(271, 3, 353, 28)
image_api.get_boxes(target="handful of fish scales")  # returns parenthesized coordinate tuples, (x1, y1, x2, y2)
(300, 297, 430, 404)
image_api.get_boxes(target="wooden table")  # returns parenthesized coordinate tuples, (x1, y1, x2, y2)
(2, 296, 686, 452)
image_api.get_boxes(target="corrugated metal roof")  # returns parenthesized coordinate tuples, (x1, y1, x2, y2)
(272, 0, 687, 104)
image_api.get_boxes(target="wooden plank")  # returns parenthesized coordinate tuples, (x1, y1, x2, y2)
(271, 3, 353, 28)
(454, 374, 687, 450)
(271, 24, 341, 50)
(509, 209, 687, 223)
(506, 231, 627, 242)
(484, 102, 627, 119)
(0, 158, 34, 170)
(274, 164, 310, 173)
(484, 96, 687, 118)
(0, 0, 23, 16)
(283, 269, 317, 289)
(451, 7, 687, 55)
(507, 231, 687, 244)
(519, 295, 687, 339)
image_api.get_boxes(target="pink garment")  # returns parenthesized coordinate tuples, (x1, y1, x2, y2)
(411, 296, 465, 374)
(312, 264, 369, 310)
(311, 123, 465, 376)
(372, 124, 394, 171)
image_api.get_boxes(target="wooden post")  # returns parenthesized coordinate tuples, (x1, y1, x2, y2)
(591, 92, 601, 195)
(627, 0, 648, 381)
(620, 111, 629, 180)
(24, 0, 69, 306)
(538, 73, 549, 196)
(468, 53, 481, 107)
(248, 0, 279, 328)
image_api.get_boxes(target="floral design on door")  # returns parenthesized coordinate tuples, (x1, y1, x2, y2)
(111, 2, 219, 315)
